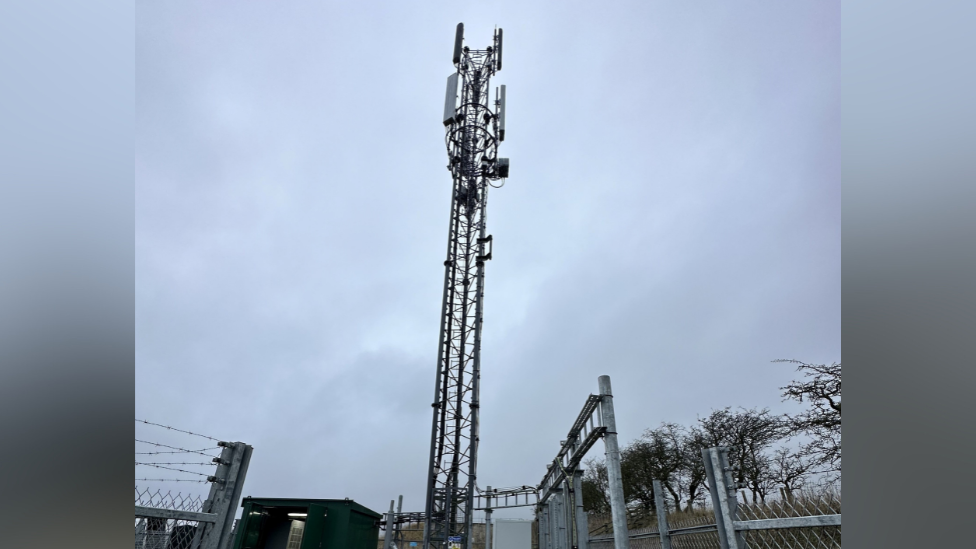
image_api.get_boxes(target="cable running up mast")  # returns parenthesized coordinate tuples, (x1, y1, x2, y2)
(423, 22, 509, 549)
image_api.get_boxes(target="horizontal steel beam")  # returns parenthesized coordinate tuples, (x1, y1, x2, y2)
(474, 502, 537, 510)
(590, 522, 720, 543)
(536, 392, 608, 504)
(667, 523, 719, 536)
(539, 425, 605, 504)
(733, 514, 841, 531)
(135, 505, 218, 523)
(474, 486, 538, 510)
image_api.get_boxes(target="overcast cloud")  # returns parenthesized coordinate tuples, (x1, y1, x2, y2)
(136, 0, 840, 520)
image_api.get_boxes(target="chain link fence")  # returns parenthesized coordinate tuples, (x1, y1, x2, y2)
(135, 488, 206, 549)
(135, 420, 252, 549)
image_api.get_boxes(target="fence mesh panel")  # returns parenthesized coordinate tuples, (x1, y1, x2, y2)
(135, 487, 206, 513)
(739, 527, 841, 549)
(135, 518, 201, 549)
(586, 491, 841, 549)
(735, 491, 841, 522)
(135, 487, 207, 549)
(672, 531, 720, 549)
(627, 536, 663, 549)
(666, 511, 715, 532)
(734, 491, 841, 549)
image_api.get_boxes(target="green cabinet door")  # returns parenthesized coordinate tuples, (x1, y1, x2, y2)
(301, 503, 329, 549)
(238, 509, 267, 549)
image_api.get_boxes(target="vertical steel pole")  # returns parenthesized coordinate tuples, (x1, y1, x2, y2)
(553, 501, 559, 549)
(385, 500, 396, 549)
(396, 496, 404, 549)
(597, 376, 629, 549)
(573, 470, 588, 549)
(540, 503, 551, 549)
(652, 480, 671, 549)
(485, 487, 493, 549)
(554, 489, 567, 549)
(562, 478, 576, 549)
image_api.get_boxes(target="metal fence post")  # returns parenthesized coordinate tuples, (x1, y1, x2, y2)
(485, 487, 493, 549)
(199, 441, 253, 549)
(598, 376, 629, 549)
(572, 470, 588, 549)
(385, 500, 396, 549)
(396, 495, 404, 549)
(703, 447, 741, 549)
(651, 480, 671, 549)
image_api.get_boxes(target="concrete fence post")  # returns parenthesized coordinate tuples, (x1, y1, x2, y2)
(198, 441, 253, 549)
(598, 376, 629, 549)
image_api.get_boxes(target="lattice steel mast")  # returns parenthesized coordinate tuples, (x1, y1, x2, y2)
(423, 23, 509, 549)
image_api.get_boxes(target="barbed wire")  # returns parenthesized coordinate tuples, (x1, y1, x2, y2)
(135, 462, 211, 477)
(136, 478, 208, 483)
(135, 439, 220, 458)
(136, 462, 215, 466)
(136, 419, 222, 442)
(136, 450, 217, 456)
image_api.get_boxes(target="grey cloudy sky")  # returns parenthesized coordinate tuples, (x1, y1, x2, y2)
(136, 0, 839, 520)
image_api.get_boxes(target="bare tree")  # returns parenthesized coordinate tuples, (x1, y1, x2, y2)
(621, 424, 685, 513)
(768, 446, 812, 499)
(778, 360, 841, 472)
(581, 458, 611, 514)
(698, 407, 788, 504)
(680, 426, 711, 511)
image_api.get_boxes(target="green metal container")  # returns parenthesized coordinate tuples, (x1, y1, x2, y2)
(232, 497, 382, 549)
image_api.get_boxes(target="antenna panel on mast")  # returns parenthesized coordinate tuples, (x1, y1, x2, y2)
(495, 28, 503, 70)
(498, 85, 506, 141)
(452, 23, 464, 65)
(443, 73, 459, 126)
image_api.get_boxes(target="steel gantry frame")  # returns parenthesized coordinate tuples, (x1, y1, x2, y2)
(468, 376, 629, 549)
(536, 376, 628, 549)
(424, 23, 508, 549)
